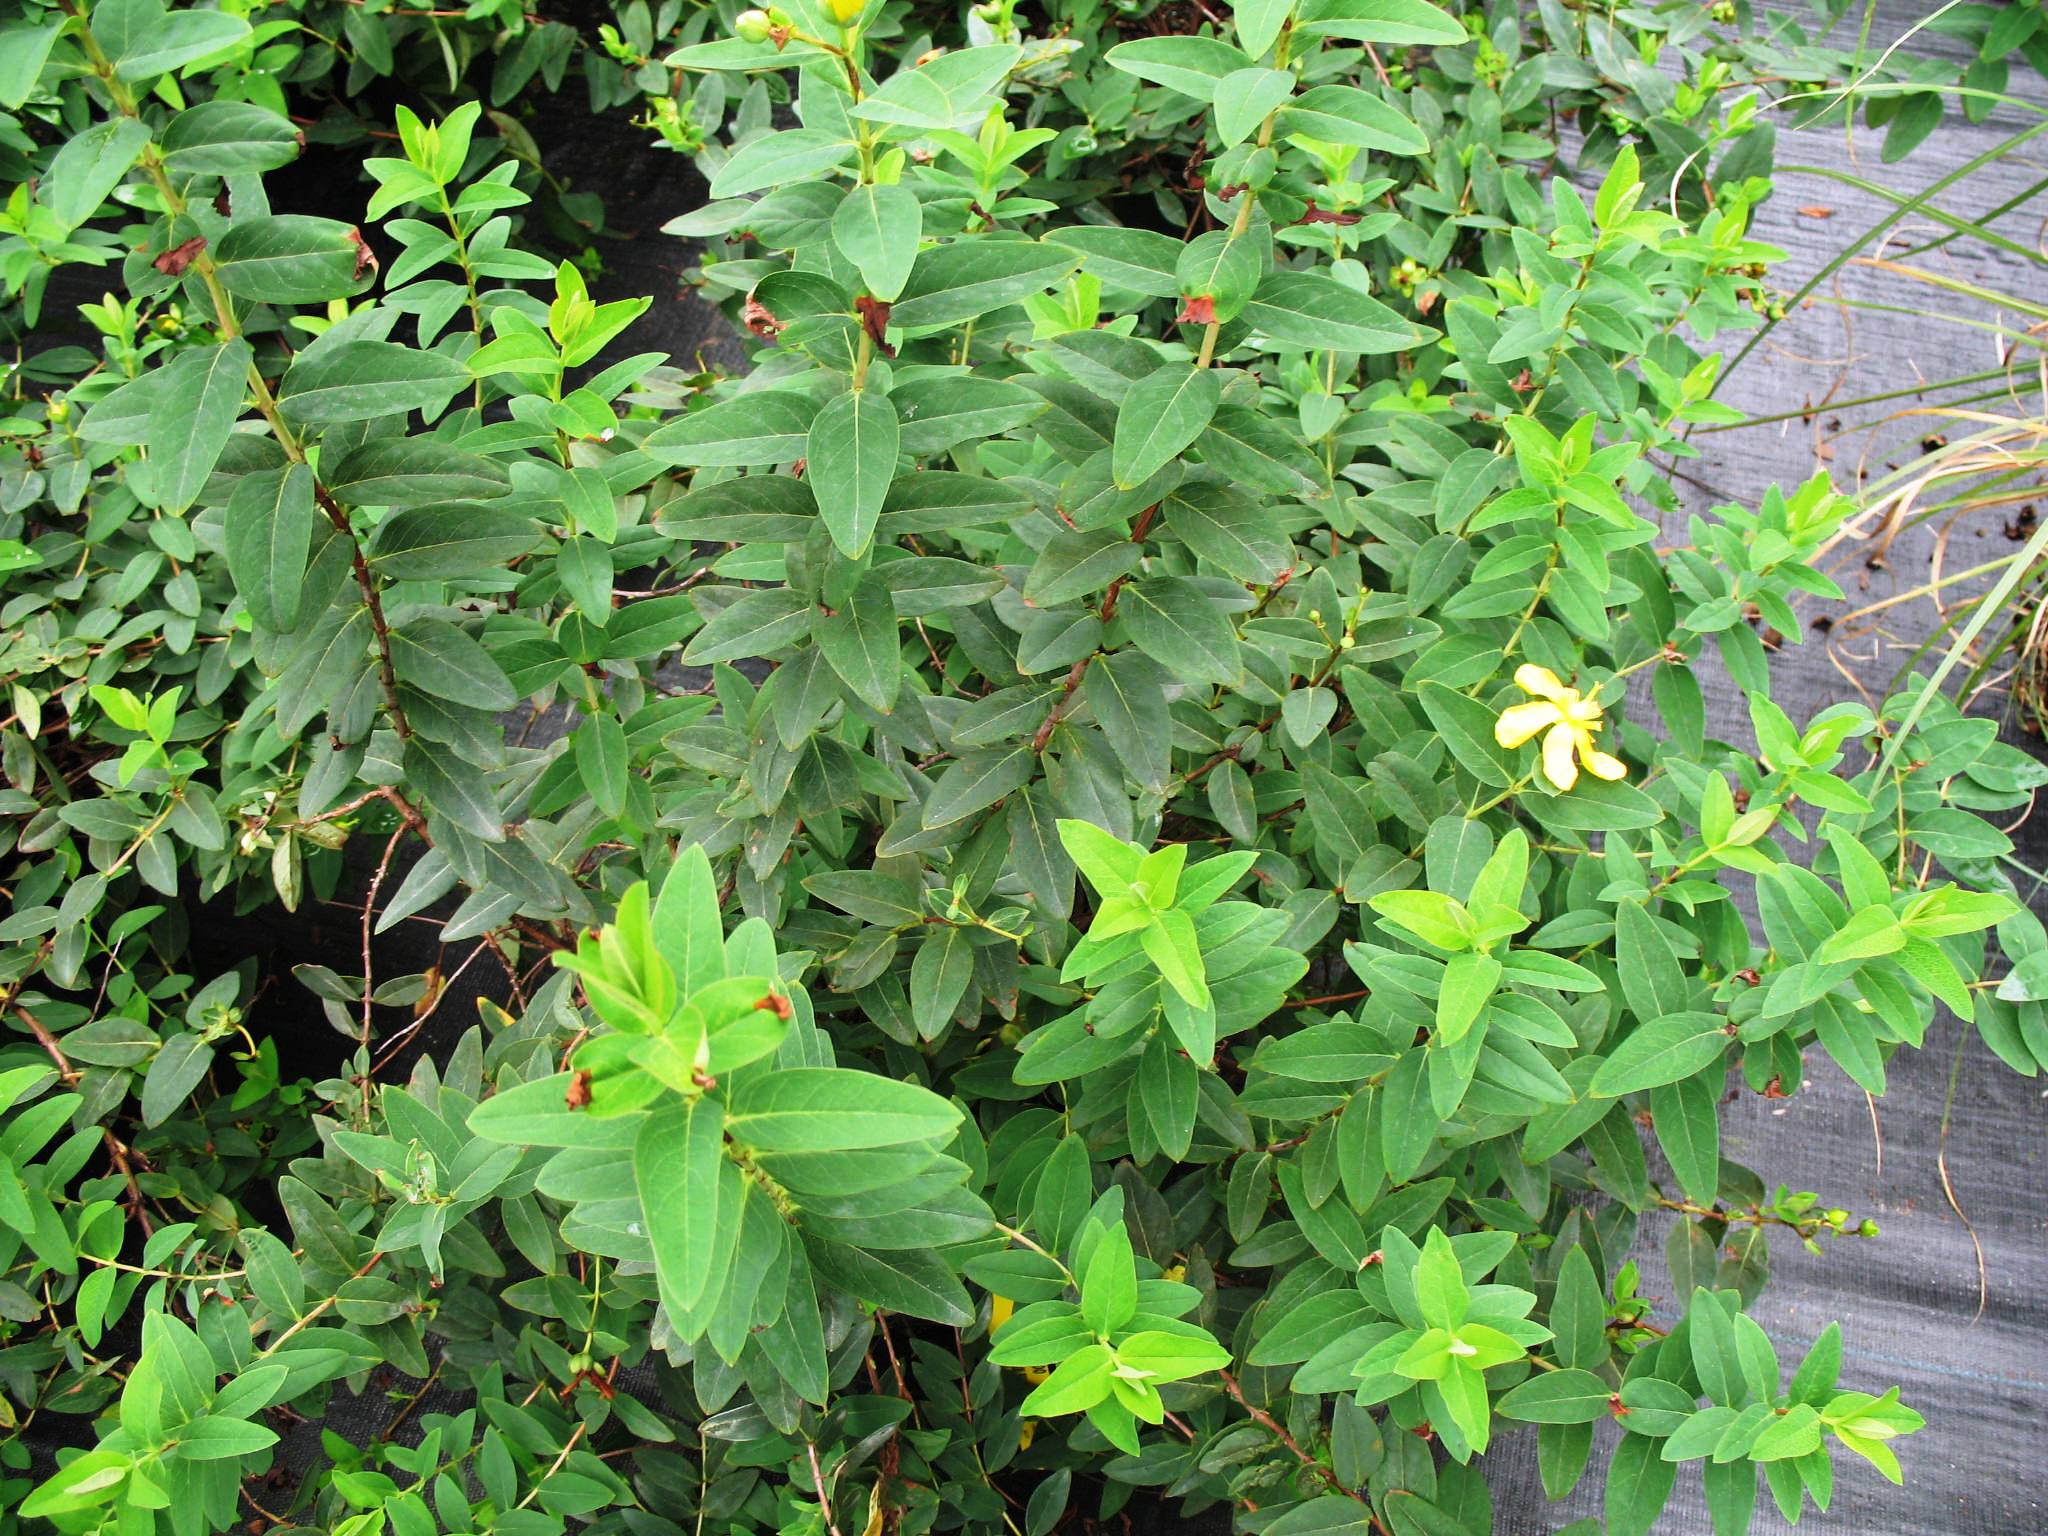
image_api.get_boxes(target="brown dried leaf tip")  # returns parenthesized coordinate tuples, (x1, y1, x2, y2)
(743, 294, 783, 339)
(1175, 294, 1216, 327)
(856, 295, 896, 356)
(347, 228, 377, 281)
(153, 236, 207, 277)
(564, 1069, 593, 1110)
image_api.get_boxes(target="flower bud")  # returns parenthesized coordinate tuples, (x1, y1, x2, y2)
(1858, 1219, 1880, 1237)
(733, 8, 772, 41)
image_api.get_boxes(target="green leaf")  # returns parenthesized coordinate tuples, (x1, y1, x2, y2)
(892, 375, 1045, 455)
(636, 1096, 729, 1314)
(808, 389, 900, 560)
(41, 118, 149, 231)
(832, 183, 923, 302)
(1119, 576, 1241, 685)
(1082, 650, 1171, 794)
(1591, 1013, 1729, 1097)
(215, 216, 377, 305)
(1496, 1368, 1612, 1423)
(369, 504, 538, 579)
(710, 128, 855, 198)
(403, 740, 504, 842)
(851, 44, 1023, 131)
(816, 573, 903, 711)
(141, 1034, 215, 1127)
(158, 101, 301, 176)
(1650, 1070, 1720, 1205)
(170, 1416, 280, 1461)
(276, 341, 468, 423)
(1112, 364, 1220, 489)
(1212, 66, 1295, 146)
(1230, 0, 1294, 59)
(0, 19, 62, 111)
(388, 619, 517, 709)
(923, 746, 1035, 828)
(1240, 271, 1429, 354)
(910, 926, 974, 1038)
(681, 588, 814, 664)
(110, 6, 249, 80)
(643, 391, 818, 467)
(1418, 682, 1517, 788)
(328, 439, 512, 507)
(1616, 901, 1689, 1020)
(1605, 1428, 1679, 1536)
(575, 715, 630, 818)
(1044, 226, 1183, 298)
(807, 1241, 974, 1325)
(725, 1067, 961, 1151)
(224, 463, 315, 632)
(1293, 0, 1465, 45)
(891, 240, 1078, 331)
(1275, 84, 1428, 155)
(1103, 36, 1253, 99)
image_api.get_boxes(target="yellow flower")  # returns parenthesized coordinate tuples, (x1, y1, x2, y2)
(988, 1294, 1014, 1334)
(1017, 1419, 1037, 1451)
(1493, 664, 1626, 792)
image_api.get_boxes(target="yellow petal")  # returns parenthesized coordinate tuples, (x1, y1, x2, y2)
(1513, 664, 1571, 702)
(989, 1295, 1014, 1334)
(1496, 700, 1563, 748)
(1542, 723, 1580, 791)
(1583, 748, 1628, 781)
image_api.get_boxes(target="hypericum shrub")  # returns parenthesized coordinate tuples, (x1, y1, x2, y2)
(8, 3, 2048, 1536)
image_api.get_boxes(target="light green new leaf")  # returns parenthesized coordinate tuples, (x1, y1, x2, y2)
(1142, 907, 1210, 1009)
(1437, 951, 1499, 1044)
(1019, 1343, 1116, 1415)
(636, 1096, 729, 1313)
(808, 389, 900, 559)
(655, 844, 725, 993)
